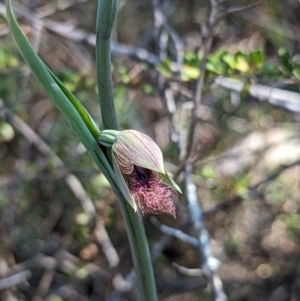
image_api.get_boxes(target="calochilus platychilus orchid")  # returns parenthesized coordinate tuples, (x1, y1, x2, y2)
(99, 129, 182, 217)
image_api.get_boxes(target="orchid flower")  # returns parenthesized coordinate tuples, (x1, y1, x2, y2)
(99, 130, 181, 217)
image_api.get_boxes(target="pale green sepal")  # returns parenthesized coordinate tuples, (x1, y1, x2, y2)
(161, 172, 182, 193)
(112, 156, 137, 211)
(113, 130, 165, 174)
(102, 130, 120, 137)
(98, 132, 118, 147)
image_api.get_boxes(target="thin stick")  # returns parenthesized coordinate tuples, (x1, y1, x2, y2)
(0, 270, 32, 291)
(185, 163, 228, 301)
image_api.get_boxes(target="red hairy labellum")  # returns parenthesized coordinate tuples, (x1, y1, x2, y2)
(127, 166, 176, 217)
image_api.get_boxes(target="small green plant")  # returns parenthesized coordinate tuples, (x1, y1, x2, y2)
(157, 47, 300, 83)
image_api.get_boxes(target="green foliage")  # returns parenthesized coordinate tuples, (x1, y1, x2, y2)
(293, 61, 300, 80)
(156, 58, 174, 79)
(0, 41, 23, 98)
(48, 296, 63, 301)
(0, 121, 15, 142)
(278, 47, 292, 75)
(277, 47, 300, 82)
(72, 216, 91, 246)
(157, 48, 267, 81)
(57, 69, 89, 92)
(156, 47, 300, 84)
(0, 47, 19, 70)
(117, 65, 131, 84)
(278, 214, 300, 240)
(224, 231, 239, 255)
(201, 165, 216, 180)
(0, 195, 8, 208)
(142, 83, 157, 96)
(232, 176, 249, 197)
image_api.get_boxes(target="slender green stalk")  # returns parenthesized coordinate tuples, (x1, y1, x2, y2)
(96, 0, 119, 130)
(96, 1, 158, 300)
(115, 191, 158, 301)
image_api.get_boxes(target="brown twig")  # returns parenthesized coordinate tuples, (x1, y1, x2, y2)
(32, 269, 56, 301)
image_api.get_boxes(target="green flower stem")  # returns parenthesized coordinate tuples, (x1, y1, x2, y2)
(96, 1, 158, 300)
(96, 0, 119, 130)
(114, 191, 158, 301)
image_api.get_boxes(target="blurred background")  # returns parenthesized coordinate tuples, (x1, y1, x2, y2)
(0, 0, 300, 300)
